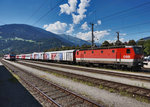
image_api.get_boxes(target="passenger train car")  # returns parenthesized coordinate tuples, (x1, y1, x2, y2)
(15, 45, 144, 69)
(4, 54, 16, 61)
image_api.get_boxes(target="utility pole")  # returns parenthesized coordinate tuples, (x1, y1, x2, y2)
(90, 23, 94, 47)
(116, 32, 119, 41)
(116, 32, 121, 46)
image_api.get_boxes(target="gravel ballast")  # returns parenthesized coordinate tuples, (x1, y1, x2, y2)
(22, 60, 150, 77)
(19, 61, 150, 89)
(3, 60, 150, 107)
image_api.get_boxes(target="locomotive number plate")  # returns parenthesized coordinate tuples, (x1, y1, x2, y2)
(123, 55, 130, 58)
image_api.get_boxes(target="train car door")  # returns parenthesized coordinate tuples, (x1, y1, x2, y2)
(80, 51, 85, 62)
(116, 52, 121, 62)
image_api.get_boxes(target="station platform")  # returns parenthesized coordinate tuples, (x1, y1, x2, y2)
(0, 62, 41, 107)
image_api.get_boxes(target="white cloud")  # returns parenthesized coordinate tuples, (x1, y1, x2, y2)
(66, 24, 74, 34)
(81, 22, 90, 30)
(43, 24, 48, 28)
(43, 21, 67, 34)
(72, 14, 86, 24)
(107, 37, 126, 43)
(120, 33, 126, 36)
(97, 20, 101, 25)
(120, 38, 125, 42)
(77, 0, 91, 15)
(59, 0, 91, 24)
(59, 0, 77, 15)
(76, 30, 110, 42)
(107, 40, 116, 43)
(72, 0, 91, 24)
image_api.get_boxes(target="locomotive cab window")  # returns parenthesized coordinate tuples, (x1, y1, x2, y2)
(101, 51, 103, 53)
(77, 52, 79, 55)
(92, 51, 94, 54)
(84, 51, 86, 54)
(133, 47, 143, 54)
(126, 49, 130, 54)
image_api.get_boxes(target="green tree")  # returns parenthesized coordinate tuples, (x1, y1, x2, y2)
(81, 44, 89, 49)
(75, 45, 80, 49)
(144, 40, 150, 55)
(101, 41, 110, 47)
(127, 40, 136, 46)
(137, 39, 145, 46)
(115, 40, 122, 46)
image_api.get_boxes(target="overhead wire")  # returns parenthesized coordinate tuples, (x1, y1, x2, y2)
(99, 1, 150, 20)
(88, 1, 150, 31)
(87, 1, 150, 42)
(102, 6, 150, 23)
(111, 20, 150, 31)
(25, 0, 48, 23)
(126, 30, 150, 35)
(32, 0, 65, 25)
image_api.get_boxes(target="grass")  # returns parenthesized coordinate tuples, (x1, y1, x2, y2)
(109, 88, 116, 93)
(135, 96, 149, 103)
(119, 91, 150, 103)
(141, 83, 147, 88)
(37, 69, 150, 104)
(99, 85, 104, 89)
(39, 75, 46, 78)
(119, 91, 130, 97)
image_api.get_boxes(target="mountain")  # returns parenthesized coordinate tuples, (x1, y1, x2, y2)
(58, 34, 90, 46)
(0, 24, 89, 55)
(141, 36, 150, 40)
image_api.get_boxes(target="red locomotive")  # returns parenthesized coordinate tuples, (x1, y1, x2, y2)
(75, 46, 143, 69)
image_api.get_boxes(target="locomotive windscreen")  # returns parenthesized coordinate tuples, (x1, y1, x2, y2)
(133, 47, 143, 54)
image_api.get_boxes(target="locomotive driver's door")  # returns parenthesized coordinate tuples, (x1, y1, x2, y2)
(80, 53, 84, 62)
(116, 52, 121, 62)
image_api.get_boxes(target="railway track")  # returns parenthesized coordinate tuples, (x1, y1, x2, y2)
(14, 60, 150, 101)
(1, 60, 102, 107)
(20, 60, 150, 82)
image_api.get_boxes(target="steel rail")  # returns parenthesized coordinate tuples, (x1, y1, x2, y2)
(2, 60, 102, 107)
(1, 60, 61, 107)
(16, 61, 150, 101)
(21, 60, 150, 82)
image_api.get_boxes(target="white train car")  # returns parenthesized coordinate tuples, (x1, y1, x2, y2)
(24, 54, 31, 60)
(43, 52, 51, 60)
(32, 52, 44, 60)
(44, 50, 75, 62)
(4, 54, 16, 61)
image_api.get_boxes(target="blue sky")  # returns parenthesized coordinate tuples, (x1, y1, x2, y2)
(0, 0, 150, 44)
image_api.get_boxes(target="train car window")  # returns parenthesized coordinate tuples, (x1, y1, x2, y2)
(112, 50, 115, 53)
(101, 51, 103, 53)
(77, 52, 79, 55)
(84, 51, 86, 54)
(92, 51, 94, 54)
(126, 49, 130, 54)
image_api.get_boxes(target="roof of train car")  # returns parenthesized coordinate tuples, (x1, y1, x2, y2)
(76, 45, 142, 51)
(45, 49, 75, 53)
